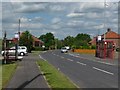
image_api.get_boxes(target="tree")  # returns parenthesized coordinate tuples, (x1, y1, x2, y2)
(61, 33, 92, 49)
(74, 33, 91, 49)
(63, 36, 75, 47)
(39, 32, 55, 50)
(19, 31, 33, 53)
(54, 38, 64, 49)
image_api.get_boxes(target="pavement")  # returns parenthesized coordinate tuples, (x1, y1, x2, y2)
(40, 50, 118, 88)
(4, 53, 49, 89)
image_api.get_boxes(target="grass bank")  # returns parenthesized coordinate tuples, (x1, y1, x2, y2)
(2, 63, 17, 88)
(37, 60, 78, 89)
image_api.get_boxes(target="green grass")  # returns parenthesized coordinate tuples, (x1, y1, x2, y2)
(37, 60, 78, 89)
(2, 63, 17, 88)
(31, 51, 42, 55)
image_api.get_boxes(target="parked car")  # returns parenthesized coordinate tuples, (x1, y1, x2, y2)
(61, 47, 68, 53)
(65, 46, 70, 50)
(1, 46, 28, 56)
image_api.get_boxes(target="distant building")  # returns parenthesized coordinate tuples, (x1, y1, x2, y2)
(89, 28, 120, 48)
(32, 35, 44, 47)
(17, 32, 44, 47)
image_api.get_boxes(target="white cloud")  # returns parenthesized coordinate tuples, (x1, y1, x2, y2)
(67, 13, 84, 18)
(51, 17, 61, 24)
(1, 2, 118, 39)
(11, 2, 48, 13)
(33, 16, 43, 22)
(49, 4, 66, 12)
(20, 17, 28, 22)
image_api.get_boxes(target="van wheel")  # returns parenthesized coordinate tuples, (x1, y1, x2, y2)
(20, 52, 25, 56)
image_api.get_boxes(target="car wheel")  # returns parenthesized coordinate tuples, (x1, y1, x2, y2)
(20, 52, 25, 56)
(2, 53, 4, 56)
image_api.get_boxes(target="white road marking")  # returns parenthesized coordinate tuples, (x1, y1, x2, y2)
(95, 60, 115, 66)
(75, 56, 79, 58)
(67, 59, 73, 62)
(56, 55, 59, 57)
(61, 56, 65, 59)
(53, 54, 56, 55)
(93, 67, 114, 75)
(68, 53, 116, 66)
(39, 55, 46, 61)
(76, 61, 86, 66)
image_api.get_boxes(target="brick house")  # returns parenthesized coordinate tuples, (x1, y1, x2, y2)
(32, 35, 44, 47)
(89, 28, 120, 48)
(19, 32, 44, 47)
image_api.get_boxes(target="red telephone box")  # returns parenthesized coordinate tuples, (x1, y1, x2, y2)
(96, 41, 115, 59)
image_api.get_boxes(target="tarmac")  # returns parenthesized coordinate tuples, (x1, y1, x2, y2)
(69, 51, 119, 66)
(4, 53, 49, 89)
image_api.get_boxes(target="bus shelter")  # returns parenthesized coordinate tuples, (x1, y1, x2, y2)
(96, 40, 115, 59)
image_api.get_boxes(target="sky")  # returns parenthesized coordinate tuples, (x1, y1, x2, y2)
(1, 0, 119, 40)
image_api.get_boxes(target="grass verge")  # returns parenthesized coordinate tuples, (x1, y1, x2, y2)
(2, 63, 17, 88)
(37, 60, 78, 89)
(31, 51, 42, 56)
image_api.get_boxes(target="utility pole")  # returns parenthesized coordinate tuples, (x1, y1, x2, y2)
(15, 19, 20, 60)
(18, 19, 20, 35)
(3, 31, 7, 64)
(18, 19, 21, 43)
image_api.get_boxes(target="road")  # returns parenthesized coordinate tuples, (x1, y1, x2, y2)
(40, 50, 118, 88)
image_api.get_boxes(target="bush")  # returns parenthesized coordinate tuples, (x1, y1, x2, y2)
(91, 45, 96, 49)
(82, 45, 90, 49)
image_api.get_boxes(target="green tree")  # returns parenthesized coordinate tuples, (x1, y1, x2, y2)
(74, 33, 91, 49)
(19, 31, 33, 53)
(54, 38, 64, 49)
(63, 36, 75, 47)
(39, 32, 55, 50)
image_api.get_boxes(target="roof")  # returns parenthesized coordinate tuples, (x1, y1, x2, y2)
(20, 32, 44, 44)
(32, 35, 44, 44)
(89, 37, 96, 44)
(89, 29, 120, 45)
(102, 30, 120, 39)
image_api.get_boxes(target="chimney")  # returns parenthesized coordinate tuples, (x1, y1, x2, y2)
(107, 28, 111, 32)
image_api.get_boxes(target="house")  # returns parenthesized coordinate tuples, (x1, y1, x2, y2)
(18, 32, 44, 47)
(32, 35, 44, 47)
(89, 37, 97, 46)
(89, 28, 120, 48)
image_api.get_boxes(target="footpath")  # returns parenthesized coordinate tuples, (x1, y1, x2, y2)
(69, 51, 119, 66)
(5, 53, 49, 89)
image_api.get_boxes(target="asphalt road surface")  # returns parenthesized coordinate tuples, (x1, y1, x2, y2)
(40, 50, 118, 88)
(6, 53, 49, 89)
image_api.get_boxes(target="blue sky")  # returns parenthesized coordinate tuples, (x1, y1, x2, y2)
(1, 0, 119, 40)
